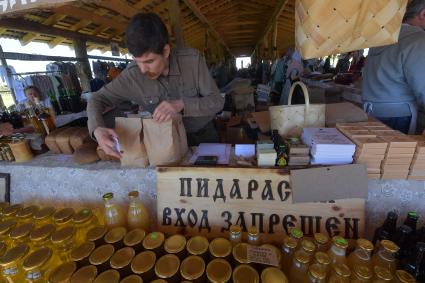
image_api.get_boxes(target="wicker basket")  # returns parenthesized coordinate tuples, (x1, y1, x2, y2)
(295, 0, 408, 59)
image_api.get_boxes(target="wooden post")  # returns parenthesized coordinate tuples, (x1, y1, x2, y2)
(204, 29, 209, 63)
(73, 39, 92, 93)
(168, 0, 185, 49)
(273, 21, 278, 59)
(0, 45, 15, 107)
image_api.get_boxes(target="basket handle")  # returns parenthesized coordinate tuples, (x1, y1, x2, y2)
(288, 81, 310, 111)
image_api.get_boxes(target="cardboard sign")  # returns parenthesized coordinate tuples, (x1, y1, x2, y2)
(156, 167, 365, 242)
(0, 0, 73, 15)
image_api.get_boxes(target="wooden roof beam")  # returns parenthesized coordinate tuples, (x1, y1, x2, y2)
(96, 0, 139, 19)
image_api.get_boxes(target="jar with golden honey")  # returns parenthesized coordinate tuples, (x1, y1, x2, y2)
(209, 237, 232, 260)
(180, 255, 205, 283)
(120, 275, 143, 283)
(371, 240, 399, 274)
(261, 267, 288, 283)
(70, 241, 96, 268)
(232, 264, 259, 283)
(22, 247, 61, 282)
(154, 254, 180, 282)
(0, 243, 30, 282)
(329, 263, 351, 283)
(104, 227, 127, 249)
(151, 279, 167, 283)
(33, 207, 56, 228)
(306, 263, 326, 283)
(2, 204, 23, 221)
(229, 225, 242, 246)
(48, 261, 77, 283)
(86, 226, 107, 247)
(348, 238, 374, 268)
(142, 232, 165, 255)
(70, 265, 98, 283)
(313, 251, 331, 275)
(247, 226, 260, 246)
(282, 236, 297, 274)
(127, 191, 150, 231)
(103, 193, 126, 229)
(53, 208, 75, 227)
(94, 269, 121, 283)
(394, 270, 416, 283)
(314, 233, 330, 252)
(89, 244, 115, 272)
(260, 244, 282, 269)
(232, 243, 250, 266)
(51, 226, 77, 261)
(131, 250, 156, 281)
(30, 224, 55, 250)
(352, 265, 373, 283)
(187, 236, 209, 258)
(300, 239, 316, 260)
(0, 242, 6, 258)
(0, 202, 10, 217)
(73, 208, 99, 244)
(110, 247, 135, 277)
(206, 258, 232, 283)
(164, 234, 187, 259)
(289, 250, 311, 283)
(8, 222, 34, 248)
(289, 228, 304, 246)
(0, 219, 17, 242)
(373, 266, 394, 282)
(16, 205, 39, 224)
(123, 228, 146, 253)
(328, 236, 348, 267)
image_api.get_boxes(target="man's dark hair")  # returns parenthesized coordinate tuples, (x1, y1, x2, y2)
(126, 13, 169, 57)
(403, 0, 425, 21)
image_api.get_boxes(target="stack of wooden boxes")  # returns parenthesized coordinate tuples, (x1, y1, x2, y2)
(380, 136, 417, 179)
(408, 136, 425, 180)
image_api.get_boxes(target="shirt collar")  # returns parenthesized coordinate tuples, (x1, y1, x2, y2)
(168, 49, 181, 76)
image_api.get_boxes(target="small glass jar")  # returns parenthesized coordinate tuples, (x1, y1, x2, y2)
(94, 269, 121, 283)
(261, 267, 288, 283)
(51, 226, 77, 261)
(289, 250, 311, 282)
(307, 263, 327, 283)
(2, 204, 23, 221)
(0, 219, 17, 241)
(104, 227, 127, 249)
(30, 223, 55, 250)
(143, 232, 165, 255)
(187, 236, 209, 258)
(329, 263, 351, 283)
(154, 254, 180, 282)
(313, 251, 331, 274)
(289, 228, 304, 246)
(232, 264, 259, 283)
(229, 225, 242, 246)
(89, 244, 115, 272)
(16, 205, 39, 224)
(371, 240, 399, 274)
(180, 255, 205, 283)
(348, 238, 374, 268)
(373, 266, 393, 282)
(0, 243, 29, 282)
(328, 236, 348, 267)
(232, 243, 250, 265)
(86, 225, 107, 246)
(70, 265, 98, 283)
(209, 237, 232, 259)
(120, 274, 143, 283)
(282, 236, 298, 274)
(206, 258, 232, 283)
(131, 250, 156, 281)
(123, 228, 146, 253)
(300, 239, 316, 259)
(73, 208, 100, 244)
(53, 208, 75, 227)
(313, 233, 330, 252)
(70, 241, 96, 268)
(164, 234, 187, 259)
(352, 265, 373, 283)
(394, 270, 416, 283)
(110, 247, 136, 277)
(33, 207, 56, 228)
(48, 261, 77, 283)
(22, 247, 61, 282)
(8, 222, 34, 247)
(247, 226, 260, 246)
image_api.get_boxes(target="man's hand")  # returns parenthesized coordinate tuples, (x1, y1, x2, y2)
(93, 127, 121, 159)
(153, 100, 184, 123)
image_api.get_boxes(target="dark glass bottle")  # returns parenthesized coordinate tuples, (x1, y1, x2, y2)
(394, 225, 413, 259)
(402, 242, 425, 281)
(403, 211, 419, 232)
(372, 211, 398, 245)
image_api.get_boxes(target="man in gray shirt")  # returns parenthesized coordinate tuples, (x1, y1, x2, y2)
(363, 0, 425, 134)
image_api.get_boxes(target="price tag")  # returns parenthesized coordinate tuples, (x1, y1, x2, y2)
(247, 246, 279, 267)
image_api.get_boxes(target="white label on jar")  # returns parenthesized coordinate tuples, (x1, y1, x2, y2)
(247, 246, 279, 267)
(27, 270, 42, 280)
(3, 267, 18, 276)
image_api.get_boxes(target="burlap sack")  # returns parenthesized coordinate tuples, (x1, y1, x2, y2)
(115, 117, 149, 168)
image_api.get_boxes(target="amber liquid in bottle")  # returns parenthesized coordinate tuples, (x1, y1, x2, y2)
(127, 191, 150, 231)
(103, 193, 126, 229)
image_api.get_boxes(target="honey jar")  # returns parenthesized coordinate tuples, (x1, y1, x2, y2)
(94, 269, 121, 283)
(110, 247, 135, 277)
(123, 228, 145, 253)
(30, 224, 56, 250)
(89, 244, 115, 272)
(53, 208, 75, 227)
(0, 243, 30, 282)
(164, 234, 187, 259)
(86, 226, 107, 246)
(22, 247, 61, 282)
(70, 241, 96, 268)
(16, 205, 39, 224)
(206, 258, 232, 283)
(48, 261, 77, 283)
(142, 232, 165, 255)
(131, 250, 156, 281)
(73, 208, 99, 244)
(104, 227, 127, 249)
(155, 254, 180, 282)
(51, 226, 77, 261)
(180, 255, 205, 283)
(33, 207, 56, 228)
(209, 237, 232, 259)
(70, 265, 98, 283)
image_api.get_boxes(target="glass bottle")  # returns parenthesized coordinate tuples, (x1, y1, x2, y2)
(0, 243, 30, 283)
(53, 208, 75, 227)
(373, 266, 394, 282)
(372, 211, 398, 245)
(51, 225, 77, 262)
(0, 219, 17, 242)
(34, 99, 56, 134)
(8, 222, 34, 248)
(103, 193, 126, 229)
(403, 212, 419, 232)
(127, 191, 150, 231)
(402, 241, 425, 280)
(289, 228, 304, 247)
(164, 234, 186, 259)
(206, 258, 232, 283)
(348, 238, 374, 268)
(142, 232, 165, 255)
(372, 240, 399, 274)
(89, 244, 115, 272)
(232, 264, 259, 283)
(154, 254, 180, 282)
(307, 263, 327, 283)
(180, 255, 205, 282)
(130, 250, 156, 281)
(25, 104, 46, 135)
(104, 227, 127, 249)
(229, 225, 242, 246)
(282, 236, 298, 275)
(328, 236, 348, 267)
(70, 241, 96, 268)
(314, 251, 331, 275)
(48, 261, 77, 283)
(261, 267, 288, 283)
(232, 243, 250, 265)
(187, 236, 209, 257)
(247, 226, 260, 246)
(394, 224, 413, 260)
(2, 204, 23, 221)
(124, 228, 146, 253)
(300, 239, 316, 260)
(329, 263, 351, 283)
(209, 237, 232, 259)
(289, 250, 311, 283)
(22, 247, 62, 282)
(86, 225, 107, 247)
(352, 265, 373, 283)
(33, 207, 56, 228)
(314, 233, 330, 252)
(110, 247, 135, 277)
(394, 270, 417, 283)
(73, 208, 99, 244)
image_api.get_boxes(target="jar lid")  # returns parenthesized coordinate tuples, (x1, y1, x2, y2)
(102, 193, 114, 200)
(261, 267, 289, 283)
(395, 270, 416, 283)
(73, 208, 94, 224)
(9, 222, 33, 239)
(94, 270, 120, 283)
(353, 265, 373, 280)
(332, 236, 348, 249)
(131, 250, 156, 274)
(301, 239, 316, 253)
(357, 238, 374, 252)
(104, 227, 127, 244)
(51, 226, 76, 244)
(294, 250, 310, 264)
(380, 240, 400, 253)
(206, 258, 232, 283)
(142, 232, 165, 250)
(0, 243, 29, 266)
(313, 233, 329, 245)
(374, 266, 393, 281)
(33, 207, 55, 221)
(164, 234, 186, 254)
(2, 204, 23, 217)
(23, 247, 52, 270)
(70, 265, 98, 283)
(283, 237, 297, 249)
(180, 255, 205, 280)
(290, 228, 303, 239)
(155, 254, 180, 278)
(248, 226, 259, 236)
(49, 262, 77, 283)
(128, 191, 139, 198)
(314, 251, 330, 265)
(232, 243, 249, 264)
(333, 263, 351, 278)
(89, 244, 115, 265)
(53, 208, 75, 224)
(16, 205, 39, 219)
(308, 264, 326, 280)
(230, 225, 241, 234)
(71, 242, 96, 261)
(120, 275, 143, 283)
(30, 224, 55, 242)
(209, 237, 232, 258)
(124, 228, 146, 247)
(86, 226, 107, 242)
(0, 219, 17, 235)
(110, 247, 136, 269)
(151, 280, 167, 283)
(187, 236, 209, 255)
(232, 264, 259, 283)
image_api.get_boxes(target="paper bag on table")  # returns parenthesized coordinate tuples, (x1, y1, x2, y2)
(142, 115, 188, 166)
(115, 117, 149, 167)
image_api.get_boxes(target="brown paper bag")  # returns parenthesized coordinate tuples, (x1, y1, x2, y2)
(142, 115, 188, 166)
(115, 117, 149, 168)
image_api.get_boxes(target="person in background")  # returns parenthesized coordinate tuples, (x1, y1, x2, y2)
(24, 86, 56, 119)
(279, 50, 304, 105)
(362, 0, 425, 134)
(335, 53, 351, 74)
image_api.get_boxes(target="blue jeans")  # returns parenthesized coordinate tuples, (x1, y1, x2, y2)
(376, 116, 412, 134)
